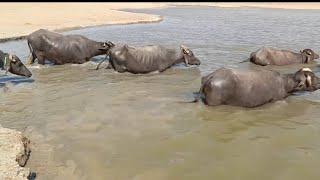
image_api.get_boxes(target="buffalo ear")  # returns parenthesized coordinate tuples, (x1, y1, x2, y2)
(301, 67, 312, 72)
(306, 50, 312, 55)
(106, 41, 115, 47)
(180, 45, 191, 55)
(9, 54, 14, 60)
(180, 44, 187, 49)
(123, 44, 129, 51)
(180, 45, 187, 53)
(9, 54, 17, 62)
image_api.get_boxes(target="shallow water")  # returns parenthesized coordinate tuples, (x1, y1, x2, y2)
(1, 6, 320, 180)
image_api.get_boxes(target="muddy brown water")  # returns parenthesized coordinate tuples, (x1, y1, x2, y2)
(1, 6, 320, 180)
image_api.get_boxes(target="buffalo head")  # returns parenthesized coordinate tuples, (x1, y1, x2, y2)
(293, 67, 320, 91)
(300, 49, 319, 63)
(180, 45, 201, 66)
(3, 54, 32, 77)
(99, 41, 115, 53)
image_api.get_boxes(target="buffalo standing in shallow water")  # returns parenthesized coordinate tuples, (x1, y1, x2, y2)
(0, 50, 32, 77)
(27, 29, 115, 65)
(96, 44, 201, 73)
(194, 67, 320, 108)
(249, 47, 319, 66)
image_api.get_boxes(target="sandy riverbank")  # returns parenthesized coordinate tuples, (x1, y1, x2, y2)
(0, 3, 167, 41)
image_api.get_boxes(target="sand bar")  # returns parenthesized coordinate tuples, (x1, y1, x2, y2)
(0, 3, 167, 41)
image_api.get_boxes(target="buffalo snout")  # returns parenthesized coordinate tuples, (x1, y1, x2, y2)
(294, 68, 320, 91)
(8, 55, 32, 77)
(187, 56, 201, 66)
(192, 57, 201, 65)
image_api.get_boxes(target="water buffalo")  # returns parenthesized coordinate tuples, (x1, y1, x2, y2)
(27, 29, 115, 65)
(193, 67, 320, 108)
(249, 47, 319, 66)
(96, 44, 201, 73)
(0, 50, 32, 77)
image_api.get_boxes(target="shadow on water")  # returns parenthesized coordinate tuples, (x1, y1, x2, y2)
(0, 75, 34, 87)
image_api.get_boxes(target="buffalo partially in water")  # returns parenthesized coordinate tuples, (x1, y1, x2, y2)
(27, 29, 115, 65)
(96, 44, 201, 73)
(193, 67, 320, 108)
(249, 47, 319, 66)
(0, 50, 32, 77)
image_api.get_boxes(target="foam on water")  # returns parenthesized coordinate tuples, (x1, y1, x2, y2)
(27, 64, 54, 69)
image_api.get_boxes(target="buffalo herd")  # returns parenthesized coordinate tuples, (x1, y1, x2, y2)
(1, 28, 320, 108)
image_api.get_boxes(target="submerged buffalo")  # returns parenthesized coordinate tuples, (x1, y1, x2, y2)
(193, 67, 320, 108)
(249, 47, 319, 66)
(0, 50, 32, 77)
(96, 44, 201, 73)
(27, 29, 115, 65)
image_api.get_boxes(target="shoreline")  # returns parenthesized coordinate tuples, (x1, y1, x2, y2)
(0, 17, 164, 43)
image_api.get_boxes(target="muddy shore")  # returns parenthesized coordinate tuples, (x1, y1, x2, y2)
(0, 125, 33, 179)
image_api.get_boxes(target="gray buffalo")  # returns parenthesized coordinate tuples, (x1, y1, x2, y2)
(0, 50, 32, 77)
(27, 29, 115, 65)
(249, 47, 319, 66)
(193, 67, 320, 108)
(96, 44, 201, 73)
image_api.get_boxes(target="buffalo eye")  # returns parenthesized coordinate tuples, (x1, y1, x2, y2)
(183, 49, 191, 55)
(298, 81, 304, 88)
(183, 49, 187, 54)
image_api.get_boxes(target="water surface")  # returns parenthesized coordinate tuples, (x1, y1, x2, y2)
(1, 6, 320, 180)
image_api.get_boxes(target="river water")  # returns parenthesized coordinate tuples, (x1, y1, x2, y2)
(1, 6, 320, 180)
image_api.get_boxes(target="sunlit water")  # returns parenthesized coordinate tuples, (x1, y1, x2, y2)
(1, 6, 320, 180)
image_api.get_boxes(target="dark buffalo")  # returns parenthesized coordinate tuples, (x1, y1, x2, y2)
(27, 29, 115, 65)
(249, 47, 319, 66)
(96, 44, 201, 73)
(194, 67, 320, 108)
(0, 50, 32, 77)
